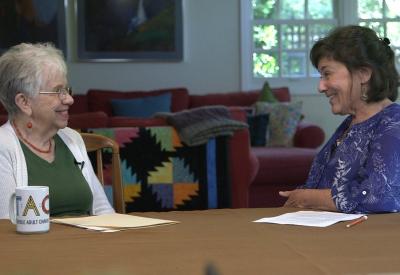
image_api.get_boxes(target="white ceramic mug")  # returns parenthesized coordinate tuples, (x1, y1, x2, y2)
(9, 186, 50, 234)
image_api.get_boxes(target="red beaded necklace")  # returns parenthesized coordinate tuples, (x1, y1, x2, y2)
(12, 121, 52, 154)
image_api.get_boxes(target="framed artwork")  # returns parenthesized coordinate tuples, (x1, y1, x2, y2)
(77, 0, 183, 61)
(0, 0, 66, 55)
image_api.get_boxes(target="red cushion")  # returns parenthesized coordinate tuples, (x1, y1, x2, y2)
(87, 88, 190, 116)
(0, 114, 7, 125)
(68, 112, 108, 129)
(108, 117, 168, 127)
(251, 147, 317, 186)
(0, 102, 7, 115)
(293, 121, 325, 148)
(189, 91, 260, 108)
(249, 147, 318, 207)
(228, 107, 248, 122)
(272, 87, 291, 102)
(188, 87, 291, 109)
(69, 94, 89, 114)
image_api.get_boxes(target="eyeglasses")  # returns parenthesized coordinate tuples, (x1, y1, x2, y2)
(39, 87, 73, 100)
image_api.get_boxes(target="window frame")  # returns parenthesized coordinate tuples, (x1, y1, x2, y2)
(240, 0, 360, 95)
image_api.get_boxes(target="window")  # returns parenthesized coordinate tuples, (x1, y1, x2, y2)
(241, 0, 400, 94)
(357, 0, 400, 66)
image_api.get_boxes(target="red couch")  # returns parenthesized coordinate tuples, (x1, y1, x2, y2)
(0, 87, 324, 208)
(187, 88, 325, 207)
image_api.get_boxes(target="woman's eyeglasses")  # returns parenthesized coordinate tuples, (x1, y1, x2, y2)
(39, 87, 73, 100)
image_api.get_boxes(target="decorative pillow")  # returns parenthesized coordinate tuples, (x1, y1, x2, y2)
(259, 81, 278, 103)
(111, 93, 171, 118)
(255, 101, 303, 147)
(87, 88, 189, 115)
(247, 113, 269, 146)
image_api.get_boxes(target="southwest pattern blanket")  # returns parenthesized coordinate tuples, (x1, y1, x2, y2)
(87, 127, 231, 212)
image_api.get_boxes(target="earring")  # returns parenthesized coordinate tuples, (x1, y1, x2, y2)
(26, 121, 32, 129)
(361, 93, 368, 101)
(361, 85, 368, 101)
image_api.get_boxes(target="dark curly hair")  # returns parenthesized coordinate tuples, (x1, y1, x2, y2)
(310, 25, 399, 102)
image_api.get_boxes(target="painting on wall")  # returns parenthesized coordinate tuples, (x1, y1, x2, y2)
(0, 0, 66, 55)
(77, 0, 183, 61)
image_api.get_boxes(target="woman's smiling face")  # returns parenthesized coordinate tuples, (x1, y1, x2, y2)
(28, 66, 74, 131)
(317, 57, 364, 116)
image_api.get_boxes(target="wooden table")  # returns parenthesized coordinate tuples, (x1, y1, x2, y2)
(1, 207, 400, 275)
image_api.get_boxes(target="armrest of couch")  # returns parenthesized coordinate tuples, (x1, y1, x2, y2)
(293, 121, 325, 149)
(227, 107, 259, 208)
(227, 106, 248, 122)
(229, 128, 259, 208)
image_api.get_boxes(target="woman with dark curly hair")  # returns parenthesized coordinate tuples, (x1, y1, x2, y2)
(279, 25, 400, 214)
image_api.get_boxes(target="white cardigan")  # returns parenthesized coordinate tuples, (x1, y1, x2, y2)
(0, 121, 114, 219)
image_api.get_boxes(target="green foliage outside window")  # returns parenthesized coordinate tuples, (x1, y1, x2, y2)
(253, 53, 279, 77)
(252, 0, 334, 78)
(252, 0, 277, 19)
(252, 0, 400, 78)
(253, 25, 277, 50)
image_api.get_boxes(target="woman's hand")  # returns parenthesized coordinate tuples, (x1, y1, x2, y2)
(279, 189, 337, 211)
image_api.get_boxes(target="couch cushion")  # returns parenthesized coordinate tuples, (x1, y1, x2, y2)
(87, 87, 189, 116)
(111, 93, 171, 118)
(271, 87, 291, 102)
(68, 112, 108, 129)
(188, 87, 290, 109)
(255, 101, 302, 147)
(252, 147, 317, 185)
(189, 91, 261, 108)
(293, 121, 325, 148)
(250, 146, 318, 207)
(247, 113, 269, 146)
(0, 103, 7, 115)
(227, 106, 249, 122)
(108, 117, 168, 127)
(0, 114, 7, 125)
(69, 94, 89, 114)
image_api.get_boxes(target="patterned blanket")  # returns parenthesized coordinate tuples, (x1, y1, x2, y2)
(155, 106, 247, 146)
(87, 127, 231, 212)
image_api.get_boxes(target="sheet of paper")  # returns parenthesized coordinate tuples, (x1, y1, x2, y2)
(74, 224, 122, 233)
(51, 213, 179, 232)
(253, 211, 366, 227)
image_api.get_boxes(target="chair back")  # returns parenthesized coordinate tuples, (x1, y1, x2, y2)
(81, 133, 125, 214)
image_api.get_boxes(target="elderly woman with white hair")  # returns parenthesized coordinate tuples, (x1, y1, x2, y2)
(0, 43, 114, 219)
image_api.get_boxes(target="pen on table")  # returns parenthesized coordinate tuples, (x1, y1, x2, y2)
(346, 215, 368, 228)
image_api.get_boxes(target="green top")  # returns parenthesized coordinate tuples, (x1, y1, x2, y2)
(21, 135, 93, 217)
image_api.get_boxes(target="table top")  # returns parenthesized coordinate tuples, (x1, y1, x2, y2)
(1, 207, 400, 275)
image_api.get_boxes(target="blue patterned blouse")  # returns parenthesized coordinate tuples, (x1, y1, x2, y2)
(303, 103, 400, 213)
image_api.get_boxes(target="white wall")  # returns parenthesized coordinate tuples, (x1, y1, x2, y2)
(65, 0, 342, 140)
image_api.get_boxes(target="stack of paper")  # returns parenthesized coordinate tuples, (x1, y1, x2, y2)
(51, 213, 179, 232)
(253, 211, 366, 227)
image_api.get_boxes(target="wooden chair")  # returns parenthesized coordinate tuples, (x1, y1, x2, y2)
(81, 133, 125, 214)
